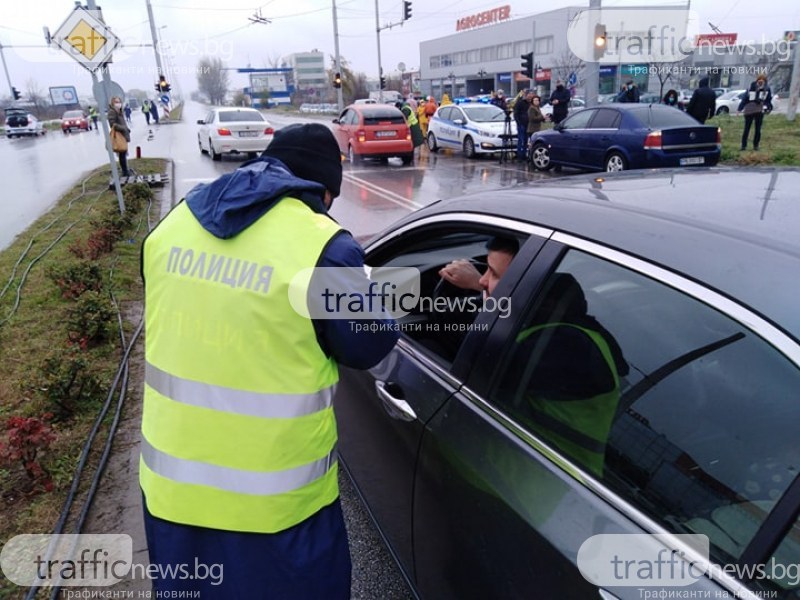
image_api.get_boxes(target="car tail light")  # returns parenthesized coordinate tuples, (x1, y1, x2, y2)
(264, 127, 274, 135)
(716, 127, 722, 147)
(643, 130, 662, 150)
(357, 130, 366, 143)
(217, 128, 232, 136)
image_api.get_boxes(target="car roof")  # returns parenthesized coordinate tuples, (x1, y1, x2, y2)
(213, 107, 260, 113)
(390, 167, 800, 341)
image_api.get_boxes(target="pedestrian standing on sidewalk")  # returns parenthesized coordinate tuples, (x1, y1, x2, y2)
(139, 123, 399, 599)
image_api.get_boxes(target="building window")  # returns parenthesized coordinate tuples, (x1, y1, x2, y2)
(430, 56, 441, 69)
(453, 52, 465, 66)
(467, 49, 480, 64)
(514, 41, 531, 56)
(441, 54, 453, 67)
(535, 36, 554, 55)
(480, 46, 495, 62)
(497, 43, 513, 59)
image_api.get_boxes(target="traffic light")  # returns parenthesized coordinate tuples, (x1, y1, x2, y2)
(11, 87, 21, 101)
(156, 75, 172, 94)
(333, 72, 342, 89)
(520, 52, 533, 79)
(593, 23, 607, 61)
(403, 1, 412, 21)
(380, 76, 386, 90)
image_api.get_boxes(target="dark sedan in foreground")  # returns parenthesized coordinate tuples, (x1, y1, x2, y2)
(529, 104, 721, 172)
(336, 168, 800, 600)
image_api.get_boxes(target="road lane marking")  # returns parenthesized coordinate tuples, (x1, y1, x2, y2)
(343, 172, 424, 211)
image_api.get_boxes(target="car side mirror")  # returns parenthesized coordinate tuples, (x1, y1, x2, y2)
(453, 119, 464, 125)
(332, 118, 340, 124)
(554, 123, 564, 131)
(196, 119, 205, 125)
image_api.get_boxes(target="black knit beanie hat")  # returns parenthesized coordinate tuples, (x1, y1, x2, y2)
(262, 123, 343, 198)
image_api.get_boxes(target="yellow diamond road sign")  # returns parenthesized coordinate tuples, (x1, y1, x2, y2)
(53, 7, 119, 72)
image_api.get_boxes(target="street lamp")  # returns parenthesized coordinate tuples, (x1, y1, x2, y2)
(477, 68, 487, 78)
(448, 71, 456, 96)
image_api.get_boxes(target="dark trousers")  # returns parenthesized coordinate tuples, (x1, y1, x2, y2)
(515, 121, 528, 158)
(741, 112, 764, 149)
(144, 112, 150, 125)
(117, 151, 129, 176)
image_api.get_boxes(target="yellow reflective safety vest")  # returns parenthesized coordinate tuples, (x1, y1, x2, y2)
(402, 105, 419, 127)
(516, 322, 621, 477)
(140, 197, 342, 533)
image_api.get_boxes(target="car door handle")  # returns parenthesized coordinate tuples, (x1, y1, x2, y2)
(375, 381, 417, 422)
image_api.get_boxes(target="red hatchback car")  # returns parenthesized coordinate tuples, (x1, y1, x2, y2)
(61, 110, 90, 134)
(332, 104, 414, 165)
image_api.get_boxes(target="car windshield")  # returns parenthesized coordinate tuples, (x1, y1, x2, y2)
(218, 110, 264, 123)
(63, 111, 84, 118)
(461, 105, 507, 122)
(628, 106, 700, 127)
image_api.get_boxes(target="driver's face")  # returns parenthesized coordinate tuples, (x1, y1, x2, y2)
(479, 249, 514, 296)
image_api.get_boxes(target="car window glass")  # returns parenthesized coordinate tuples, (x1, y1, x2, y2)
(218, 110, 265, 123)
(462, 105, 506, 122)
(629, 106, 698, 127)
(363, 111, 405, 125)
(589, 109, 620, 129)
(368, 228, 527, 367)
(439, 107, 454, 121)
(205, 112, 215, 124)
(490, 249, 800, 588)
(63, 111, 84, 118)
(560, 109, 595, 130)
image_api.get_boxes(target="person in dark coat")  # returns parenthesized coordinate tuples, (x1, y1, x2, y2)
(686, 77, 716, 123)
(513, 90, 532, 160)
(149, 99, 160, 125)
(662, 89, 681, 108)
(490, 89, 508, 112)
(616, 81, 640, 103)
(738, 73, 773, 151)
(548, 80, 571, 124)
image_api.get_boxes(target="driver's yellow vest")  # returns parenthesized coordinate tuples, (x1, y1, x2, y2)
(140, 198, 341, 533)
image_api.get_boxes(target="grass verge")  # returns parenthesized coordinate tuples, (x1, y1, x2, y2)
(711, 112, 800, 166)
(0, 158, 165, 599)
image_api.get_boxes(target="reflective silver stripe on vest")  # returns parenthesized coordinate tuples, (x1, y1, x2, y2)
(145, 362, 334, 419)
(141, 436, 337, 495)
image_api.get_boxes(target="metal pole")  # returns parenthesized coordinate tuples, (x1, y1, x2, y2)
(87, 0, 125, 214)
(786, 40, 799, 121)
(332, 0, 344, 111)
(146, 0, 164, 76)
(374, 0, 383, 103)
(585, 0, 601, 107)
(0, 42, 13, 96)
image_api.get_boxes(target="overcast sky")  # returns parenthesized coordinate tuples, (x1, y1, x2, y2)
(1, 0, 798, 99)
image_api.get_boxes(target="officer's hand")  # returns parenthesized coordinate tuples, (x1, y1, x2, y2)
(439, 260, 483, 292)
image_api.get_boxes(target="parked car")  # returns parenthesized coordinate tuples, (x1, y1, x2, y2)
(4, 107, 45, 138)
(540, 96, 586, 120)
(597, 93, 619, 104)
(61, 109, 90, 134)
(427, 102, 517, 158)
(713, 87, 730, 97)
(197, 107, 275, 161)
(332, 103, 414, 164)
(678, 89, 694, 105)
(715, 90, 748, 115)
(529, 104, 720, 173)
(638, 92, 661, 104)
(336, 166, 800, 600)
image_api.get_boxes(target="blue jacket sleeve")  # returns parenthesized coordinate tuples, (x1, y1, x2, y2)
(311, 231, 399, 369)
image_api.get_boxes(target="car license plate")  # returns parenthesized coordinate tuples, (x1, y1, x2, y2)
(680, 156, 704, 166)
(238, 131, 259, 138)
(375, 131, 397, 138)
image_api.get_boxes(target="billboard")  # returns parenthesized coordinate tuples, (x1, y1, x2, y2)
(49, 85, 79, 106)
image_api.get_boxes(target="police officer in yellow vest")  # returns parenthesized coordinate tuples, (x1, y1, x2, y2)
(140, 123, 398, 597)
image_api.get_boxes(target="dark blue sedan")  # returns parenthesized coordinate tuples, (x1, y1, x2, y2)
(529, 104, 721, 172)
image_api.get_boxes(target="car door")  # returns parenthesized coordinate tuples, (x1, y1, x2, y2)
(335, 217, 545, 588)
(580, 108, 622, 168)
(332, 108, 354, 152)
(433, 106, 458, 150)
(199, 111, 214, 148)
(551, 109, 595, 166)
(414, 233, 800, 599)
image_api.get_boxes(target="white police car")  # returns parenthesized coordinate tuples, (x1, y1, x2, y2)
(426, 102, 517, 158)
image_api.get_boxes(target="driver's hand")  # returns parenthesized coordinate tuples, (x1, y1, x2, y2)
(439, 260, 483, 292)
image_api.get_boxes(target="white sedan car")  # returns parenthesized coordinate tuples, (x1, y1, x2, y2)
(4, 107, 45, 138)
(540, 97, 586, 121)
(714, 89, 747, 115)
(197, 107, 275, 161)
(426, 103, 517, 158)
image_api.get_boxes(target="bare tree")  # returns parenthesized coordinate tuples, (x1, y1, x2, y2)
(550, 51, 585, 91)
(25, 78, 48, 115)
(327, 56, 368, 103)
(196, 56, 230, 105)
(263, 53, 283, 69)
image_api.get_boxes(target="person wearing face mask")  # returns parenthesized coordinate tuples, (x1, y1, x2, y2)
(107, 96, 131, 177)
(548, 80, 571, 124)
(738, 73, 773, 151)
(662, 89, 681, 109)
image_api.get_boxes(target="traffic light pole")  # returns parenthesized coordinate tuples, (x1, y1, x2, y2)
(332, 0, 344, 112)
(584, 0, 601, 107)
(0, 42, 14, 98)
(374, 0, 384, 103)
(146, 0, 164, 76)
